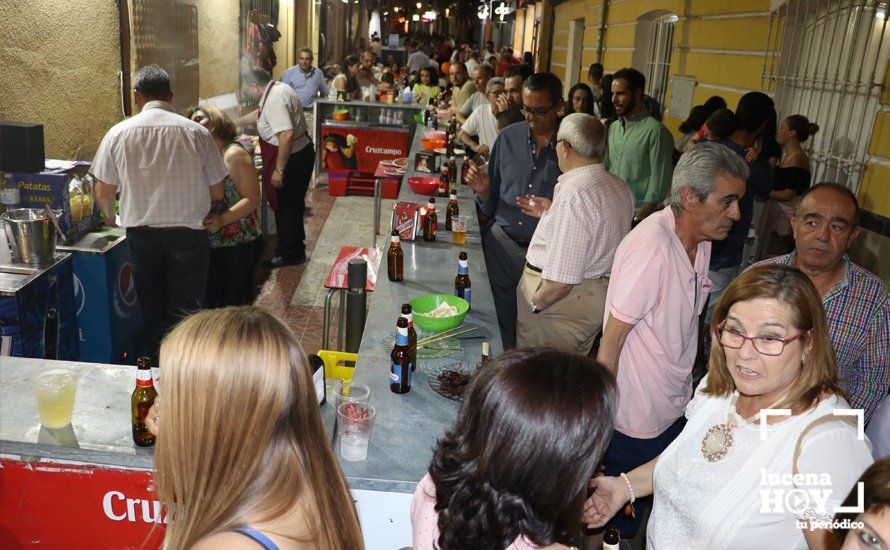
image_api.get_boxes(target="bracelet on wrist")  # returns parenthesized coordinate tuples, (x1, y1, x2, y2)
(620, 472, 635, 503)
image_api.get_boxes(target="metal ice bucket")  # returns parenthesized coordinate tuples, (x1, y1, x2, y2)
(1, 208, 60, 265)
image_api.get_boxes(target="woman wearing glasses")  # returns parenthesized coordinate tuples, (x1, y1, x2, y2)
(585, 264, 873, 549)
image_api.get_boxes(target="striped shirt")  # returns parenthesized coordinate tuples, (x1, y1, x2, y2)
(752, 253, 889, 423)
(526, 163, 633, 284)
(91, 101, 227, 230)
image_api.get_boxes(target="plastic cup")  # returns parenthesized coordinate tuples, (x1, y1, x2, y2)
(337, 402, 376, 462)
(333, 381, 370, 411)
(452, 216, 467, 244)
(34, 368, 80, 429)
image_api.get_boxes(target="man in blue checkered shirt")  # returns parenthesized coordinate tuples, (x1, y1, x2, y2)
(750, 183, 889, 423)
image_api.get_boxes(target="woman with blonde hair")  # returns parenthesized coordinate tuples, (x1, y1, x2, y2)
(585, 264, 873, 549)
(150, 307, 363, 549)
(187, 104, 262, 306)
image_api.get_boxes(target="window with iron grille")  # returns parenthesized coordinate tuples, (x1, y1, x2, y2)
(644, 15, 676, 114)
(762, 0, 889, 194)
(130, 0, 199, 115)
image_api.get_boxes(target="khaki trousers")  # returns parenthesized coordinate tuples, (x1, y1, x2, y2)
(515, 266, 609, 355)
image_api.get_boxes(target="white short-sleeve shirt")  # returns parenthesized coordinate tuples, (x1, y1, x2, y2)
(91, 101, 227, 230)
(257, 81, 311, 155)
(462, 104, 498, 151)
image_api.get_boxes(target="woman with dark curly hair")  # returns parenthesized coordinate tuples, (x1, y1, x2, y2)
(411, 349, 617, 550)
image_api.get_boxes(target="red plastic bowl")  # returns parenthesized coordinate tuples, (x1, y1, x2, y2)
(421, 138, 445, 151)
(408, 176, 440, 195)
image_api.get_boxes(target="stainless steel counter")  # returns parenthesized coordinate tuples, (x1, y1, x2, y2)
(0, 253, 72, 296)
(57, 226, 127, 256)
(320, 129, 503, 494)
(0, 357, 153, 469)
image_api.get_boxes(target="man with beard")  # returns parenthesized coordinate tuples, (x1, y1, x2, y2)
(605, 67, 674, 225)
(597, 142, 748, 539)
(464, 72, 563, 348)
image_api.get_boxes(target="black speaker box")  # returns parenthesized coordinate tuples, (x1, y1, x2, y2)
(0, 121, 45, 173)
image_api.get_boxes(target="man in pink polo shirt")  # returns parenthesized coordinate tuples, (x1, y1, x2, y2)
(596, 142, 748, 538)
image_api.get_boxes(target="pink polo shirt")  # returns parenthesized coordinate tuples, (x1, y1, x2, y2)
(603, 207, 712, 439)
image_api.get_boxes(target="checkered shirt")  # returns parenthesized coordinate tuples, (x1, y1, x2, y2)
(753, 253, 889, 423)
(526, 163, 634, 284)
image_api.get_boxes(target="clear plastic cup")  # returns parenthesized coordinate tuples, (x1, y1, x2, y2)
(337, 402, 376, 462)
(333, 381, 370, 411)
(452, 216, 467, 244)
(34, 368, 80, 429)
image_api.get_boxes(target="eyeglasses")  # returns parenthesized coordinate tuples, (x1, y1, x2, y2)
(520, 104, 556, 119)
(715, 320, 807, 356)
(192, 114, 208, 123)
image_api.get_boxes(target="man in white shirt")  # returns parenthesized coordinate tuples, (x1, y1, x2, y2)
(458, 77, 504, 156)
(516, 113, 633, 354)
(464, 50, 480, 77)
(92, 64, 226, 364)
(455, 63, 494, 123)
(243, 67, 314, 268)
(407, 42, 437, 75)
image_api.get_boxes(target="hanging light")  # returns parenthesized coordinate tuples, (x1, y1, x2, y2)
(412, 13, 420, 21)
(416, 2, 422, 8)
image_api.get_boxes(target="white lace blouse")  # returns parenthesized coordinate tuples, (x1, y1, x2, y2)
(648, 379, 873, 550)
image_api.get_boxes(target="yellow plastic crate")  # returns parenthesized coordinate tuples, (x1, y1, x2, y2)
(318, 350, 358, 382)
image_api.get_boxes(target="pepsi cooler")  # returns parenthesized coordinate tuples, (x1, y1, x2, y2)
(57, 228, 143, 364)
(0, 254, 78, 359)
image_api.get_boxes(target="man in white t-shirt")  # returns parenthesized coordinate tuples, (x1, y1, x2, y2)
(458, 77, 504, 157)
(243, 67, 314, 268)
(92, 64, 226, 364)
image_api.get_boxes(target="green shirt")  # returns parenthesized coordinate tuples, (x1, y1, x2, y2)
(605, 110, 674, 209)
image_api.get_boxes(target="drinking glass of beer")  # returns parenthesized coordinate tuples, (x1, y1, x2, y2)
(452, 216, 467, 244)
(34, 368, 80, 429)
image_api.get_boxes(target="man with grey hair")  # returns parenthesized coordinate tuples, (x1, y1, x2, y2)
(457, 77, 504, 156)
(93, 64, 227, 365)
(281, 48, 328, 110)
(594, 141, 747, 538)
(515, 113, 633, 354)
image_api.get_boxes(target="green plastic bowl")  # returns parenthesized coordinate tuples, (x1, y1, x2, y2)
(414, 112, 425, 124)
(409, 294, 469, 333)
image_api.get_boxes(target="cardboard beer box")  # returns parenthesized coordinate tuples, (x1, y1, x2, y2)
(391, 201, 419, 241)
(11, 160, 100, 244)
(414, 152, 439, 173)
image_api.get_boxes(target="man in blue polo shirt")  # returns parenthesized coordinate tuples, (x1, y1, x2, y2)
(281, 48, 328, 112)
(465, 72, 563, 348)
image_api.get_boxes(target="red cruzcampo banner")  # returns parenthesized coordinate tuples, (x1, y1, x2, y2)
(320, 126, 410, 174)
(0, 458, 165, 548)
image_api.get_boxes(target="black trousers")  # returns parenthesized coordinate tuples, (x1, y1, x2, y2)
(205, 238, 262, 307)
(275, 143, 315, 259)
(126, 227, 210, 363)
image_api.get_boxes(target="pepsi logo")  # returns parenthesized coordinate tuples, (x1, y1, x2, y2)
(73, 273, 86, 316)
(118, 263, 137, 306)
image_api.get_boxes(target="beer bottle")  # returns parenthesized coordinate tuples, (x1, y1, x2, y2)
(446, 191, 459, 230)
(390, 317, 412, 394)
(400, 303, 418, 372)
(437, 164, 449, 197)
(454, 251, 471, 305)
(445, 117, 456, 156)
(449, 156, 459, 186)
(387, 230, 403, 281)
(423, 198, 437, 241)
(602, 528, 620, 550)
(131, 356, 158, 447)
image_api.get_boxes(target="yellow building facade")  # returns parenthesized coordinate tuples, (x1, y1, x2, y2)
(548, 0, 890, 280)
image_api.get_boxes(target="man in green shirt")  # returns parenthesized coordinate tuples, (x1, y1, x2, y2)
(605, 67, 674, 223)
